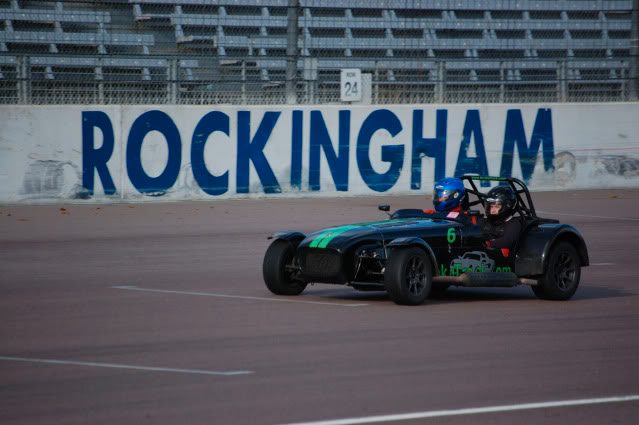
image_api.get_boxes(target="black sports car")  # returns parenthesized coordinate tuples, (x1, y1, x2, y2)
(263, 176, 589, 305)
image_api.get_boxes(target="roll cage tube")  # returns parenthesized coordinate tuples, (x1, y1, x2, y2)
(460, 175, 537, 221)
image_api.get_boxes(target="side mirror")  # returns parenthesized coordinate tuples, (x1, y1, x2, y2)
(378, 205, 390, 212)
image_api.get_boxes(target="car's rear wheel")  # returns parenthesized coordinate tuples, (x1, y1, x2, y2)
(263, 239, 307, 296)
(384, 247, 432, 305)
(532, 241, 581, 301)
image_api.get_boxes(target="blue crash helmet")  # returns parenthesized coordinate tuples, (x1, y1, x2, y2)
(433, 177, 466, 212)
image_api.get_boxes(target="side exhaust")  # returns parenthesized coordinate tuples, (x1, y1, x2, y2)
(433, 272, 537, 287)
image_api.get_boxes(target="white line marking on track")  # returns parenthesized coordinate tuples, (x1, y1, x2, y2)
(537, 210, 639, 222)
(0, 356, 253, 376)
(591, 262, 616, 266)
(282, 395, 639, 425)
(112, 286, 369, 307)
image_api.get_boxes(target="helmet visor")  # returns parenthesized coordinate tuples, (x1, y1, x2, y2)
(433, 188, 459, 205)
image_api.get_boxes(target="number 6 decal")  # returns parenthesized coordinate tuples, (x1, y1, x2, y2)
(447, 227, 456, 243)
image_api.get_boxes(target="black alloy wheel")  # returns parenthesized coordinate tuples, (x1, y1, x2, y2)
(384, 247, 432, 305)
(532, 241, 580, 301)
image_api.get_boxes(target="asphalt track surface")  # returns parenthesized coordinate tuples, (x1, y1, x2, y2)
(2, 189, 639, 425)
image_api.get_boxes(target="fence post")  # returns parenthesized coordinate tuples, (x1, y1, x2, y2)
(286, 0, 299, 105)
(17, 56, 30, 104)
(499, 63, 505, 103)
(169, 58, 178, 105)
(241, 59, 247, 104)
(630, 0, 639, 100)
(374, 66, 379, 104)
(559, 60, 567, 102)
(435, 61, 444, 103)
(96, 57, 104, 105)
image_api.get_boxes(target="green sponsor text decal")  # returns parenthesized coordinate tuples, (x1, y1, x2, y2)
(439, 264, 512, 276)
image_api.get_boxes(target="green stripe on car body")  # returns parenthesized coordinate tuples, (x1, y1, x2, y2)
(308, 226, 341, 248)
(309, 225, 356, 248)
(317, 225, 360, 248)
(309, 218, 422, 248)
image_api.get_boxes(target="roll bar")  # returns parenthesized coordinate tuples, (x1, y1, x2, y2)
(460, 175, 537, 221)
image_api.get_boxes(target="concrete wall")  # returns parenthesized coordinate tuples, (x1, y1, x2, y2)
(1, 103, 638, 204)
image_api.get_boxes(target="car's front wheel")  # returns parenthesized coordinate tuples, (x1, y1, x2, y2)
(532, 241, 581, 301)
(263, 239, 307, 296)
(384, 247, 432, 305)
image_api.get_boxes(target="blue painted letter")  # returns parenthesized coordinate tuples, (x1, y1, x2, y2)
(126, 110, 181, 195)
(454, 110, 490, 187)
(291, 110, 303, 190)
(500, 108, 554, 184)
(309, 110, 350, 191)
(237, 111, 281, 194)
(357, 109, 404, 192)
(82, 111, 116, 195)
(191, 111, 229, 196)
(411, 109, 447, 189)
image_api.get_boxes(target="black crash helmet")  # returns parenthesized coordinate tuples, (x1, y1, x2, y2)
(485, 186, 517, 222)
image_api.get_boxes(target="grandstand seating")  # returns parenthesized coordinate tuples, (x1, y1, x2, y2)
(129, 0, 632, 84)
(0, 0, 634, 103)
(0, 0, 197, 85)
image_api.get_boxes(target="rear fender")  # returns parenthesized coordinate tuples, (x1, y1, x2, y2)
(387, 237, 439, 275)
(515, 224, 589, 276)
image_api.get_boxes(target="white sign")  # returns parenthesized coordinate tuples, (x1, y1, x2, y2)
(340, 68, 362, 102)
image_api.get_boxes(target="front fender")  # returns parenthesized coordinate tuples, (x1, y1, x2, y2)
(387, 237, 439, 275)
(515, 224, 589, 276)
(268, 230, 306, 242)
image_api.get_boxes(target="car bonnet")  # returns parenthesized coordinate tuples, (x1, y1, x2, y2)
(303, 217, 450, 249)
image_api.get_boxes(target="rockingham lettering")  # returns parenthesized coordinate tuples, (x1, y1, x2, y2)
(81, 108, 555, 196)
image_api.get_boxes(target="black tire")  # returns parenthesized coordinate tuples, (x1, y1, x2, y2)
(532, 242, 581, 301)
(384, 247, 432, 305)
(263, 239, 307, 296)
(428, 283, 450, 298)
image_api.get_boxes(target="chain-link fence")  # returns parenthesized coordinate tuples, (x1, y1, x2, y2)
(0, 0, 637, 105)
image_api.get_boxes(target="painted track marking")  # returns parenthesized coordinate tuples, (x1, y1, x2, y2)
(591, 262, 616, 266)
(282, 395, 639, 425)
(113, 286, 369, 307)
(537, 210, 639, 222)
(0, 356, 252, 376)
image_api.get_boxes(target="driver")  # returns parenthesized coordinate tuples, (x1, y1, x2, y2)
(481, 185, 521, 254)
(424, 177, 478, 224)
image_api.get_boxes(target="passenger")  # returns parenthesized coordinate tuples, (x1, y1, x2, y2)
(481, 186, 522, 254)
